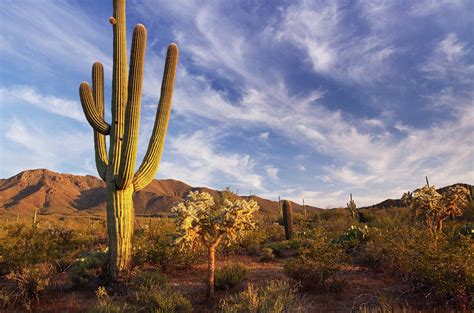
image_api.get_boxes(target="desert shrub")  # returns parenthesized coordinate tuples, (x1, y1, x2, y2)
(215, 263, 248, 291)
(0, 224, 100, 274)
(134, 270, 168, 290)
(133, 220, 198, 271)
(1, 263, 54, 311)
(134, 287, 192, 313)
(70, 251, 108, 288)
(89, 286, 126, 313)
(359, 226, 474, 308)
(219, 280, 309, 313)
(284, 231, 346, 293)
(334, 225, 369, 251)
(259, 247, 275, 262)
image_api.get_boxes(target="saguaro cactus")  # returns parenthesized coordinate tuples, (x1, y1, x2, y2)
(78, 0, 178, 279)
(282, 200, 293, 240)
(346, 193, 357, 221)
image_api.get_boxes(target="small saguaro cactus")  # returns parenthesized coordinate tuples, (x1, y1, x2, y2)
(32, 208, 38, 229)
(282, 200, 293, 240)
(78, 0, 178, 279)
(346, 193, 357, 221)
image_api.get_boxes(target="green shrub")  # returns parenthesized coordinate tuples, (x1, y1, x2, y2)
(259, 247, 275, 262)
(134, 270, 168, 290)
(134, 287, 192, 313)
(0, 224, 99, 273)
(215, 263, 248, 291)
(334, 225, 369, 251)
(359, 226, 474, 308)
(284, 232, 346, 293)
(133, 220, 198, 271)
(70, 251, 107, 288)
(219, 280, 309, 312)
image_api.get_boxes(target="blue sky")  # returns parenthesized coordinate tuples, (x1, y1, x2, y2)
(0, 0, 473, 207)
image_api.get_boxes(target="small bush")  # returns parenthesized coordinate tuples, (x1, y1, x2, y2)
(359, 226, 474, 308)
(134, 287, 192, 313)
(2, 263, 54, 310)
(134, 270, 168, 290)
(89, 286, 126, 313)
(334, 225, 369, 251)
(219, 280, 309, 312)
(70, 251, 107, 288)
(215, 263, 248, 291)
(284, 232, 346, 293)
(133, 220, 198, 271)
(259, 247, 275, 262)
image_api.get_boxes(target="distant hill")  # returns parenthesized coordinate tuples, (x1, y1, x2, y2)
(0, 169, 321, 216)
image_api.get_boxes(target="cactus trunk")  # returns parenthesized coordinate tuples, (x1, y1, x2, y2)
(282, 200, 293, 240)
(106, 183, 134, 278)
(79, 0, 178, 279)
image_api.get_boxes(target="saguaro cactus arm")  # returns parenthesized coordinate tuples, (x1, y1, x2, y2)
(108, 0, 128, 176)
(117, 24, 147, 189)
(92, 62, 109, 180)
(133, 43, 178, 191)
(79, 82, 111, 135)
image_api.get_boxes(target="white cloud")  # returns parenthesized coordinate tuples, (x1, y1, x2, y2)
(159, 130, 265, 192)
(422, 33, 473, 83)
(0, 86, 84, 121)
(269, 1, 397, 84)
(2, 117, 93, 177)
(259, 132, 270, 140)
(265, 166, 279, 181)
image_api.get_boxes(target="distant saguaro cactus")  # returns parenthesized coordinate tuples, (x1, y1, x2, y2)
(78, 0, 178, 279)
(282, 200, 293, 240)
(346, 193, 357, 221)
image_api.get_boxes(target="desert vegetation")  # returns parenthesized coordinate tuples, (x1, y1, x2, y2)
(0, 0, 472, 312)
(0, 182, 472, 312)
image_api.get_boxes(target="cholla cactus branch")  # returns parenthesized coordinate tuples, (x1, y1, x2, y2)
(403, 185, 469, 239)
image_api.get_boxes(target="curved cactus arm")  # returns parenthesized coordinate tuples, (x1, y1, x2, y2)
(133, 43, 178, 192)
(108, 0, 128, 176)
(79, 82, 111, 135)
(117, 24, 147, 190)
(92, 62, 109, 180)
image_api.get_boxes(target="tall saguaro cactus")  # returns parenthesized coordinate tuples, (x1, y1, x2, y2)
(79, 0, 178, 279)
(282, 200, 293, 240)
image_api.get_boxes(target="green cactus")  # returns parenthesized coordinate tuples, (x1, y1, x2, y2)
(282, 200, 293, 240)
(78, 0, 178, 279)
(32, 208, 38, 229)
(346, 193, 357, 221)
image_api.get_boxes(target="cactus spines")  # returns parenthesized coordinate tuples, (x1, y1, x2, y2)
(347, 193, 357, 220)
(78, 0, 178, 279)
(282, 200, 293, 240)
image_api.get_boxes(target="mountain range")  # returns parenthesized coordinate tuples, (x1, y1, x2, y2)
(0, 169, 319, 216)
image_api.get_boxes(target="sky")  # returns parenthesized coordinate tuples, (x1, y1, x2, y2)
(0, 0, 473, 207)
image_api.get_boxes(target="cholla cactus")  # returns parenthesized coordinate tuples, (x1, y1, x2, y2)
(78, 0, 178, 279)
(172, 190, 259, 298)
(346, 193, 357, 221)
(403, 185, 470, 238)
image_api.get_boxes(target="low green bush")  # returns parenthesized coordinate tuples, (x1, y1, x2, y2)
(0, 224, 99, 274)
(284, 231, 346, 293)
(70, 251, 107, 288)
(215, 263, 248, 291)
(359, 226, 474, 308)
(219, 280, 309, 312)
